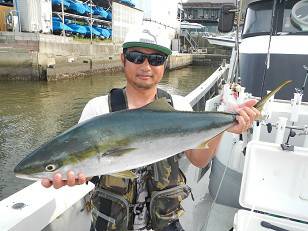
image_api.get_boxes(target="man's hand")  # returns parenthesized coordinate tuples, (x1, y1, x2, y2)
(227, 99, 260, 134)
(41, 171, 87, 189)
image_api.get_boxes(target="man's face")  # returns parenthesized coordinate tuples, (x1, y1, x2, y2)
(121, 47, 166, 90)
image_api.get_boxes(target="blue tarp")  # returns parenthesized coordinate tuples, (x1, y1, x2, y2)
(66, 0, 86, 15)
(52, 0, 70, 7)
(93, 26, 111, 38)
(82, 3, 92, 14)
(53, 21, 73, 32)
(52, 16, 61, 22)
(106, 10, 112, 20)
(120, 0, 135, 7)
(53, 17, 71, 24)
(93, 6, 108, 19)
(66, 23, 87, 35)
(84, 26, 101, 36)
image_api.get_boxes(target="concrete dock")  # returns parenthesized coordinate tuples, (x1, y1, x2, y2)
(0, 32, 230, 81)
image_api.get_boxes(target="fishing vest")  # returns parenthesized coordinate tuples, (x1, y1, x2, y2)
(90, 88, 191, 231)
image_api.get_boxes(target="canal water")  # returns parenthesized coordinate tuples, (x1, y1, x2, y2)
(0, 66, 216, 200)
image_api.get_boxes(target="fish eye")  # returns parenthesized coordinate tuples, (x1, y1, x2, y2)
(45, 164, 57, 172)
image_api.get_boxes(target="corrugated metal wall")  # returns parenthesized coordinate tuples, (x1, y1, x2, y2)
(0, 5, 14, 31)
(112, 2, 143, 43)
(15, 0, 52, 33)
(134, 0, 180, 40)
(135, 0, 179, 28)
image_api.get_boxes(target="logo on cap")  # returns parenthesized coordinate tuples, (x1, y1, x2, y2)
(140, 29, 157, 45)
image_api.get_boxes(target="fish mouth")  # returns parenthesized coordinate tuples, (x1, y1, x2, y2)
(15, 173, 40, 181)
(14, 164, 47, 181)
(14, 164, 24, 175)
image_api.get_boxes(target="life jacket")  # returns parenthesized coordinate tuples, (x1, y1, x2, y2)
(90, 88, 191, 231)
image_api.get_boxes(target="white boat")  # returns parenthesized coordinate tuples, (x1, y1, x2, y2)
(205, 31, 240, 48)
(1, 0, 308, 230)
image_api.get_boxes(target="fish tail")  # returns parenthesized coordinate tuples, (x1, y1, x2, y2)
(254, 80, 292, 112)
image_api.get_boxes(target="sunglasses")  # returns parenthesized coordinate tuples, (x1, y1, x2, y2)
(124, 51, 167, 66)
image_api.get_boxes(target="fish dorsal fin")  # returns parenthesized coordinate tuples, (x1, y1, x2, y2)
(255, 80, 292, 111)
(140, 98, 176, 112)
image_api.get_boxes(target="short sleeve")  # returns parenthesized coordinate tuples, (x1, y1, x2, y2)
(171, 95, 193, 111)
(78, 95, 109, 123)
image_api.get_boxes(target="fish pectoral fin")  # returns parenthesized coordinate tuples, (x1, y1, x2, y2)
(103, 147, 136, 157)
(196, 140, 210, 149)
(196, 132, 225, 149)
(110, 170, 138, 179)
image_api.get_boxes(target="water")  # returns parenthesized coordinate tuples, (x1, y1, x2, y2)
(0, 66, 215, 200)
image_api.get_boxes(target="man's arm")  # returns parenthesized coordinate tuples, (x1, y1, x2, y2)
(185, 134, 223, 168)
(185, 99, 260, 168)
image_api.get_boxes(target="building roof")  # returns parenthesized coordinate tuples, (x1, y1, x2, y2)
(183, 0, 236, 3)
(182, 0, 236, 8)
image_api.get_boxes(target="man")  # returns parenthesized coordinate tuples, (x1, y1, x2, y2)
(42, 25, 260, 230)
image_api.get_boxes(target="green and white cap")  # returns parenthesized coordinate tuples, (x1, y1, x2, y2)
(123, 25, 172, 56)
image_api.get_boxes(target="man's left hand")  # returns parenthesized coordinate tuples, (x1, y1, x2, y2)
(227, 99, 261, 134)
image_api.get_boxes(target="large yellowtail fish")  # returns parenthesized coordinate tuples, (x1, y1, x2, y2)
(14, 80, 291, 180)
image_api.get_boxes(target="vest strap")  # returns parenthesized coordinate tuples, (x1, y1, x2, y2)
(92, 207, 116, 224)
(108, 88, 127, 112)
(108, 87, 173, 113)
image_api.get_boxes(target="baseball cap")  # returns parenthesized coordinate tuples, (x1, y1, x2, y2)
(123, 25, 172, 56)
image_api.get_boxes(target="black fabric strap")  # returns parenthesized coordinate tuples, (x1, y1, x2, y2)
(108, 87, 173, 112)
(108, 88, 127, 112)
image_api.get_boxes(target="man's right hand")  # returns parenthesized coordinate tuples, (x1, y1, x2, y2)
(41, 171, 87, 189)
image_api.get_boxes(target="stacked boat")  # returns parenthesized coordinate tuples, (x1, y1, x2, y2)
(52, 16, 111, 39)
(51, 0, 112, 39)
(119, 0, 135, 7)
(52, 0, 111, 19)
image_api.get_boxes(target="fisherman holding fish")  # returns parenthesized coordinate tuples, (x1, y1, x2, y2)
(38, 25, 260, 231)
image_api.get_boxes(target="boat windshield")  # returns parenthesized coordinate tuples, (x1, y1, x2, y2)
(243, 0, 273, 35)
(242, 0, 308, 37)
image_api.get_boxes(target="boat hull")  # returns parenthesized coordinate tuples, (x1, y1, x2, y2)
(239, 35, 308, 101)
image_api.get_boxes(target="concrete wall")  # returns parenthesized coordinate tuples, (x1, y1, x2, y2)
(0, 32, 195, 81)
(192, 53, 229, 67)
(0, 32, 124, 80)
(167, 53, 193, 70)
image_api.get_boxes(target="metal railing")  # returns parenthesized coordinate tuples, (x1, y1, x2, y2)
(180, 30, 198, 51)
(185, 64, 229, 111)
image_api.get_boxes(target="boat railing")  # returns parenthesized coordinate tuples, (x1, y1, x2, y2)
(185, 63, 229, 111)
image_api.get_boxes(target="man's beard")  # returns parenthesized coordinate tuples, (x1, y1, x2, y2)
(134, 81, 156, 89)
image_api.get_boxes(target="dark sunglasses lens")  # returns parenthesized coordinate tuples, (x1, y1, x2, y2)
(148, 55, 166, 66)
(125, 52, 145, 64)
(125, 51, 166, 66)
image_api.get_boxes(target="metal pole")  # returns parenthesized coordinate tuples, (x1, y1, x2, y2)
(61, 0, 65, 36)
(90, 0, 93, 43)
(14, 0, 21, 32)
(90, 0, 93, 70)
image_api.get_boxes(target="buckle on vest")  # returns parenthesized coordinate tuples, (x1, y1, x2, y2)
(131, 202, 145, 215)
